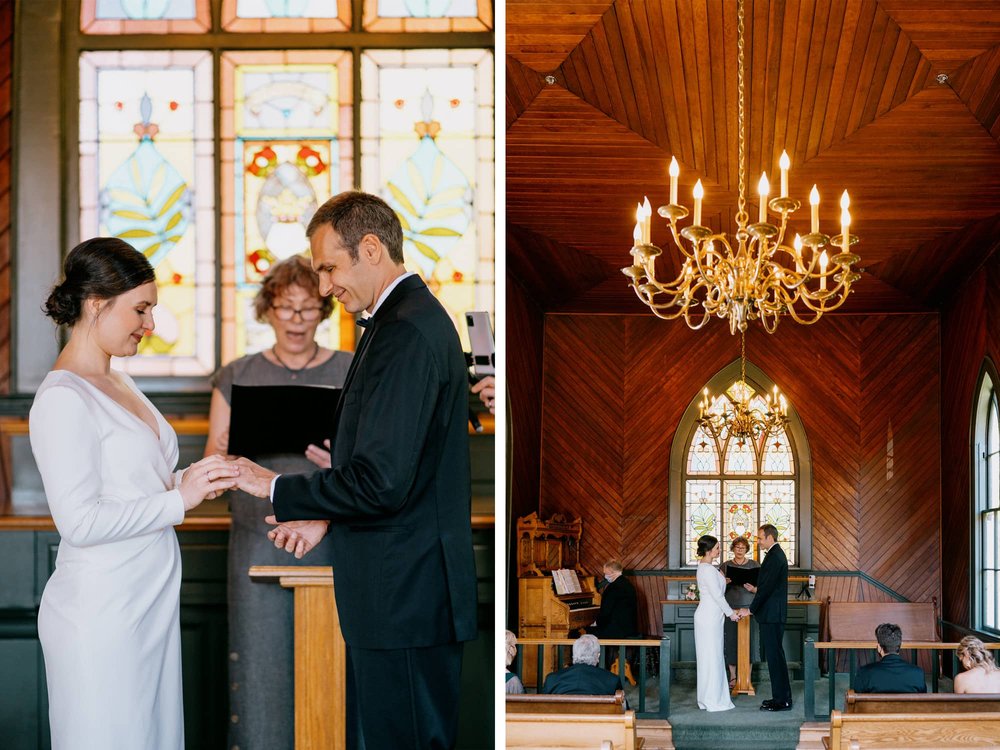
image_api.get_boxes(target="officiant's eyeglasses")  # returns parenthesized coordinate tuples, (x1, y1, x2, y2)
(272, 305, 323, 322)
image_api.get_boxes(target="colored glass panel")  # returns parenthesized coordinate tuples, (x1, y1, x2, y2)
(723, 481, 756, 544)
(361, 49, 493, 349)
(222, 0, 350, 32)
(363, 0, 491, 31)
(79, 51, 215, 377)
(723, 435, 756, 474)
(761, 480, 796, 564)
(762, 429, 794, 474)
(687, 427, 719, 474)
(685, 480, 720, 565)
(221, 51, 352, 362)
(81, 0, 210, 33)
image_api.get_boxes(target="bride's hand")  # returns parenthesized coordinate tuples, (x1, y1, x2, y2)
(729, 612, 741, 621)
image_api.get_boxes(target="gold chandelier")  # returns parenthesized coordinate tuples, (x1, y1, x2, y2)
(697, 331, 789, 443)
(622, 0, 861, 335)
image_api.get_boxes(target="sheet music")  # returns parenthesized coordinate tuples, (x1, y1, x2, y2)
(552, 568, 582, 595)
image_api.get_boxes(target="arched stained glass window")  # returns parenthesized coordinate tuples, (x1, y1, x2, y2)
(682, 377, 800, 566)
(75, 1, 494, 379)
(974, 363, 1000, 633)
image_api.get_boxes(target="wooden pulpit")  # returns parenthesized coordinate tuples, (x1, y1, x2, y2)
(733, 616, 754, 695)
(249, 566, 345, 750)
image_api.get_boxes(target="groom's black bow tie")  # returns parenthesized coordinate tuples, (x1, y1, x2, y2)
(356, 317, 371, 328)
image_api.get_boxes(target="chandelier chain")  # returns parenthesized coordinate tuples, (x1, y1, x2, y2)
(736, 0, 748, 227)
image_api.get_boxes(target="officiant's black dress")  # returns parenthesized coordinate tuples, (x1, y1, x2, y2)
(213, 351, 352, 750)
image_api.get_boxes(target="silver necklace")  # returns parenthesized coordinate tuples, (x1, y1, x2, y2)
(271, 343, 320, 380)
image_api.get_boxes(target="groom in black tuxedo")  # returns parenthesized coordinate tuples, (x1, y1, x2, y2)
(234, 191, 478, 749)
(739, 523, 791, 711)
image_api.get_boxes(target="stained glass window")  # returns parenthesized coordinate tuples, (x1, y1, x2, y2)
(79, 51, 216, 376)
(82, 0, 211, 33)
(361, 49, 494, 349)
(363, 0, 492, 32)
(221, 51, 352, 360)
(975, 371, 1000, 632)
(221, 0, 351, 32)
(682, 377, 799, 566)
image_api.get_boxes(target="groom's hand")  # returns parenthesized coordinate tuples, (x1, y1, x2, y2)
(233, 457, 277, 498)
(265, 516, 329, 559)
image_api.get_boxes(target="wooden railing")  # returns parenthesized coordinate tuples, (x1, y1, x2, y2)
(514, 637, 671, 718)
(803, 638, 1000, 721)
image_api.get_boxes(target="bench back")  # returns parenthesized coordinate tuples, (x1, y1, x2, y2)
(830, 710, 1000, 749)
(826, 600, 939, 642)
(845, 689, 1000, 714)
(506, 710, 637, 750)
(506, 690, 626, 715)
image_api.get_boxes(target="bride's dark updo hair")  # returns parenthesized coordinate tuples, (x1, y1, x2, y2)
(44, 238, 155, 326)
(697, 535, 719, 558)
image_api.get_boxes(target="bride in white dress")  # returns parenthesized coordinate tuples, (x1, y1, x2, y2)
(694, 534, 740, 712)
(29, 238, 241, 749)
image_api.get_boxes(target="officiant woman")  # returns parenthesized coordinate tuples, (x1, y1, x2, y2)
(720, 536, 760, 688)
(204, 254, 353, 749)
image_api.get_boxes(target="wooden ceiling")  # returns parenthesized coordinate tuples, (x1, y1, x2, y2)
(507, 0, 1000, 314)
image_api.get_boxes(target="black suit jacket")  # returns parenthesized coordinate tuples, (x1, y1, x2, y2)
(854, 654, 927, 693)
(749, 543, 788, 624)
(542, 664, 622, 696)
(273, 275, 478, 650)
(591, 576, 639, 638)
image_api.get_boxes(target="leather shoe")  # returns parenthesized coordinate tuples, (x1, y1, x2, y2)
(760, 700, 793, 711)
(760, 699, 775, 708)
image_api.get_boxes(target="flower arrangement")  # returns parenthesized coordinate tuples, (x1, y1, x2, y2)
(684, 583, 699, 601)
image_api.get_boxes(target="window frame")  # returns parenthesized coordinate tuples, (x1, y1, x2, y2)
(972, 359, 1000, 635)
(668, 356, 813, 569)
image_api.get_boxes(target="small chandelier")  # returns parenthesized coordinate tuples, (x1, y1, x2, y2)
(622, 0, 860, 335)
(697, 331, 789, 443)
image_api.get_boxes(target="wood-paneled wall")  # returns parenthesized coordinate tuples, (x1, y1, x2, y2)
(521, 313, 942, 625)
(0, 0, 11, 393)
(940, 250, 1000, 629)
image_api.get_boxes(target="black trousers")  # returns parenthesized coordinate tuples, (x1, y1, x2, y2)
(347, 641, 464, 750)
(759, 621, 791, 703)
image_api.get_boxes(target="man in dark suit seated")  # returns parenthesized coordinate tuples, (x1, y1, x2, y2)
(587, 560, 639, 639)
(543, 635, 622, 696)
(854, 623, 927, 693)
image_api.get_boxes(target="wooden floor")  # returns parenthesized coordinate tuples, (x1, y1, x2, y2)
(636, 719, 674, 749)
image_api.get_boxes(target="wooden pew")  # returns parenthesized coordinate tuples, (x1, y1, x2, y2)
(506, 691, 639, 750)
(824, 710, 1000, 749)
(826, 599, 939, 642)
(506, 690, 627, 714)
(845, 689, 1000, 714)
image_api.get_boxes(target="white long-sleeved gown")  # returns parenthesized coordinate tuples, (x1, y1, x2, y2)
(29, 370, 187, 749)
(694, 562, 736, 711)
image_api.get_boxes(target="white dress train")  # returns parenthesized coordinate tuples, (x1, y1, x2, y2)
(694, 562, 736, 711)
(29, 370, 186, 749)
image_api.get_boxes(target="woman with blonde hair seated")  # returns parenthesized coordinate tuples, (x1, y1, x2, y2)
(954, 635, 1000, 693)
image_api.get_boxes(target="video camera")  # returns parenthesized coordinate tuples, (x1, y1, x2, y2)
(464, 311, 495, 433)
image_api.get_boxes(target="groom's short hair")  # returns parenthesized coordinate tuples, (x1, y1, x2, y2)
(759, 524, 778, 541)
(572, 635, 601, 666)
(875, 623, 903, 655)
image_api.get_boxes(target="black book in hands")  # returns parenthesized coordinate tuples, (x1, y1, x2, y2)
(725, 565, 759, 588)
(227, 384, 340, 459)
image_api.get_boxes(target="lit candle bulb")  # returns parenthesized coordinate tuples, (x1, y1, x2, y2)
(633, 222, 642, 247)
(810, 185, 820, 234)
(840, 190, 851, 254)
(693, 180, 704, 226)
(780, 394, 787, 415)
(669, 156, 679, 206)
(819, 249, 828, 291)
(779, 150, 790, 198)
(643, 196, 652, 245)
(758, 172, 770, 223)
(793, 233, 803, 273)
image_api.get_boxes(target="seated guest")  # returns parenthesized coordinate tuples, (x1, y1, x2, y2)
(955, 635, 1000, 693)
(587, 560, 639, 639)
(543, 635, 622, 696)
(854, 623, 927, 693)
(505, 630, 525, 694)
